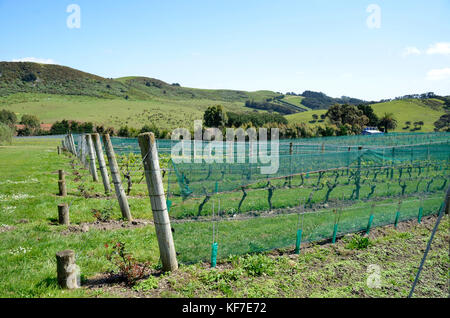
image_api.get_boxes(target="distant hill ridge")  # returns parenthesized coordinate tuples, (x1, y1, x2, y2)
(0, 62, 279, 103)
(0, 62, 448, 115)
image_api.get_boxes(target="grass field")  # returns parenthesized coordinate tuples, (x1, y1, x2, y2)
(283, 96, 308, 109)
(0, 138, 448, 297)
(0, 93, 252, 131)
(286, 99, 447, 132)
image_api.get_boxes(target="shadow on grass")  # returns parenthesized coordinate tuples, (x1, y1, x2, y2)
(35, 277, 59, 289)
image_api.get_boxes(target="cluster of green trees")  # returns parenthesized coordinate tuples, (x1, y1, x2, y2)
(0, 109, 45, 137)
(226, 111, 288, 127)
(203, 104, 402, 140)
(325, 104, 397, 134)
(300, 91, 367, 110)
(50, 120, 94, 135)
(434, 114, 450, 132)
(0, 122, 13, 145)
(117, 124, 170, 139)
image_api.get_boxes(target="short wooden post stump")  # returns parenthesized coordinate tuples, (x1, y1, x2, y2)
(58, 204, 70, 225)
(56, 250, 80, 289)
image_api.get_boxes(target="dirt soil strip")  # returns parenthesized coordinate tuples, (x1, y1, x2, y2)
(61, 219, 153, 235)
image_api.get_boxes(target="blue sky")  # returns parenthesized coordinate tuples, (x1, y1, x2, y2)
(0, 0, 449, 100)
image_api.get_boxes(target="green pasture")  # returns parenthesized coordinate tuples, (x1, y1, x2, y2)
(286, 98, 446, 132)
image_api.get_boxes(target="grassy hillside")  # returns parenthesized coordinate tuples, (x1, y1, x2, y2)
(0, 93, 250, 131)
(287, 99, 447, 132)
(116, 76, 279, 103)
(0, 62, 280, 130)
(370, 99, 446, 132)
(1, 62, 447, 133)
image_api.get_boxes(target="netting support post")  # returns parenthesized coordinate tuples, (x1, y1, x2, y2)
(138, 132, 178, 272)
(444, 186, 450, 215)
(92, 133, 111, 195)
(102, 134, 132, 222)
(289, 142, 293, 187)
(85, 134, 99, 182)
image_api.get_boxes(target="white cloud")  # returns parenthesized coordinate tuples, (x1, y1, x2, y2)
(401, 47, 421, 57)
(426, 42, 450, 55)
(11, 57, 57, 64)
(426, 67, 450, 81)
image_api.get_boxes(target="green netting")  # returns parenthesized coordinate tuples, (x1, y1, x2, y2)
(74, 131, 450, 155)
(166, 132, 449, 264)
(169, 137, 449, 198)
(71, 132, 450, 264)
(171, 195, 444, 264)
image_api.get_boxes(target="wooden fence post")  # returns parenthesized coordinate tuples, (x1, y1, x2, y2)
(102, 134, 132, 221)
(138, 132, 178, 272)
(82, 135, 90, 169)
(92, 133, 111, 194)
(57, 146, 61, 155)
(56, 250, 80, 289)
(58, 170, 67, 197)
(69, 134, 77, 156)
(58, 203, 70, 225)
(79, 134, 86, 167)
(77, 135, 83, 161)
(85, 134, 99, 182)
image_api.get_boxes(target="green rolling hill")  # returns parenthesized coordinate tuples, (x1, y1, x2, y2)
(0, 62, 279, 130)
(0, 61, 447, 133)
(286, 98, 447, 133)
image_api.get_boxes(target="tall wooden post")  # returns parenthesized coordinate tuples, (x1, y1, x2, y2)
(138, 132, 178, 272)
(82, 135, 89, 169)
(79, 134, 86, 166)
(69, 134, 77, 156)
(85, 134, 99, 182)
(289, 142, 293, 187)
(77, 135, 83, 160)
(102, 134, 132, 221)
(92, 133, 111, 194)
